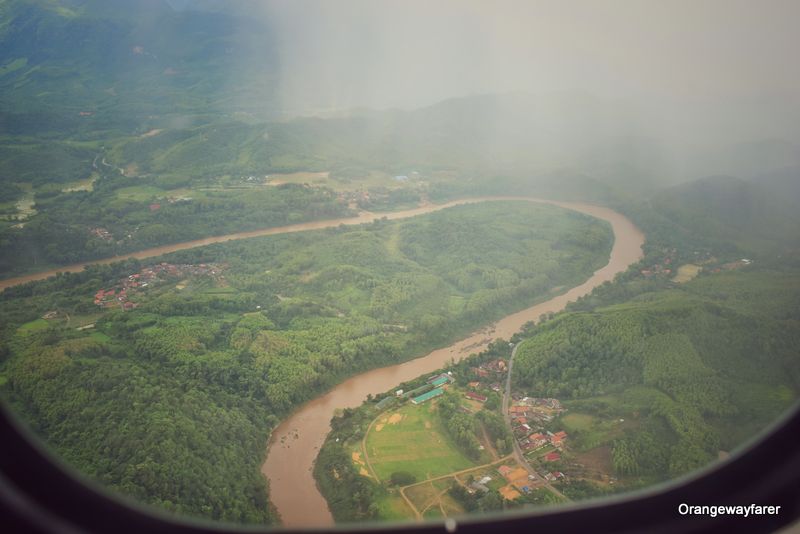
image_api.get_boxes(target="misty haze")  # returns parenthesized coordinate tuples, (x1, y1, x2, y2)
(0, 1, 798, 531)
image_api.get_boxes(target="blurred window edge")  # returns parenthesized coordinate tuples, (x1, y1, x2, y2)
(1, 399, 799, 534)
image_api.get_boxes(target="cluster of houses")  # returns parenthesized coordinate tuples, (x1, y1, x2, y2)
(336, 190, 372, 210)
(510, 396, 564, 424)
(517, 429, 569, 454)
(509, 397, 569, 455)
(640, 247, 678, 277)
(467, 359, 506, 393)
(642, 253, 753, 278)
(93, 262, 226, 310)
(495, 465, 536, 499)
(713, 258, 753, 273)
(94, 287, 138, 310)
(468, 466, 554, 499)
(147, 196, 192, 214)
(89, 227, 114, 242)
(89, 226, 138, 244)
(471, 358, 507, 378)
(542, 469, 565, 481)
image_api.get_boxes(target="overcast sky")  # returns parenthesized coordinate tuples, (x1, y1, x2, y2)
(255, 0, 800, 113)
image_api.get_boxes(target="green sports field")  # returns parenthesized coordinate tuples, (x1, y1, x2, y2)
(364, 402, 477, 482)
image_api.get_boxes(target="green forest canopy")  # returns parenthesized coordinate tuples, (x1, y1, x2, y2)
(0, 200, 612, 523)
(513, 270, 800, 479)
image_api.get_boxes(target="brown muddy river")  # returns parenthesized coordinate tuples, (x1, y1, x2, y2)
(0, 198, 479, 291)
(260, 198, 644, 528)
(0, 196, 643, 527)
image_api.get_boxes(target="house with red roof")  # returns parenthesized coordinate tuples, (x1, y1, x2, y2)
(473, 368, 490, 378)
(529, 433, 547, 447)
(465, 391, 487, 403)
(544, 452, 561, 462)
(550, 430, 568, 448)
(498, 465, 513, 477)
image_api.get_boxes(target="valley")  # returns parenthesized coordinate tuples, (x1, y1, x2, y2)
(1, 3, 799, 532)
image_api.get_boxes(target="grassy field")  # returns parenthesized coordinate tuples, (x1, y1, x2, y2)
(115, 185, 167, 201)
(560, 410, 636, 452)
(89, 331, 112, 343)
(364, 402, 477, 482)
(560, 413, 597, 432)
(17, 318, 49, 333)
(374, 492, 415, 521)
(266, 171, 331, 185)
(61, 173, 98, 192)
(267, 170, 401, 192)
(406, 483, 439, 511)
(672, 264, 702, 283)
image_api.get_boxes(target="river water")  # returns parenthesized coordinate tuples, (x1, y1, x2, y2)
(0, 199, 478, 291)
(0, 197, 643, 527)
(260, 198, 644, 528)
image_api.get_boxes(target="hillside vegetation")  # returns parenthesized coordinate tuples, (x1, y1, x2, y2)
(513, 270, 800, 479)
(0, 201, 611, 523)
(650, 173, 800, 254)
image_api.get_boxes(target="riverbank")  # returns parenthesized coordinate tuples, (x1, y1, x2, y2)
(0, 196, 644, 526)
(261, 198, 644, 527)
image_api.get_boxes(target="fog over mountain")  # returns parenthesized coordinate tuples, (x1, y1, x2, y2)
(250, 1, 799, 109)
(3, 2, 800, 529)
(2, 0, 799, 185)
(249, 0, 800, 182)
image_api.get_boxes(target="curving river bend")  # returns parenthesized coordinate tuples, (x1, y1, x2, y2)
(260, 197, 644, 528)
(0, 196, 644, 527)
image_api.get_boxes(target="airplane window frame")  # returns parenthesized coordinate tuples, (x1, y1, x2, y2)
(1, 400, 798, 534)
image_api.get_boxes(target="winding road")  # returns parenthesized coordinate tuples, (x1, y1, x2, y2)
(503, 343, 569, 501)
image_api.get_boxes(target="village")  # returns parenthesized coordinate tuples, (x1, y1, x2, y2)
(466, 357, 573, 492)
(508, 396, 569, 475)
(359, 354, 577, 511)
(93, 262, 227, 310)
(356, 366, 570, 521)
(638, 246, 753, 283)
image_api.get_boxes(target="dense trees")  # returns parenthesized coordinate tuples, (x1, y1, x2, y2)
(314, 266, 799, 521)
(314, 407, 380, 522)
(0, 183, 350, 276)
(448, 481, 505, 513)
(437, 392, 482, 459)
(0, 201, 610, 524)
(514, 270, 800, 479)
(476, 410, 513, 455)
(4, 331, 272, 523)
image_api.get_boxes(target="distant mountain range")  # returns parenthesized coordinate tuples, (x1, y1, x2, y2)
(2, 1, 800, 208)
(0, 0, 278, 132)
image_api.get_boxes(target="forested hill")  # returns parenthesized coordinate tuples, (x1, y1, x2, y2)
(513, 270, 800, 479)
(0, 0, 277, 133)
(649, 171, 800, 254)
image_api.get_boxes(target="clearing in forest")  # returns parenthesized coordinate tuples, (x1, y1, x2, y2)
(672, 264, 702, 283)
(364, 403, 476, 482)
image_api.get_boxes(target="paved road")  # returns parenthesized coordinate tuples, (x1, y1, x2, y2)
(503, 342, 570, 501)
